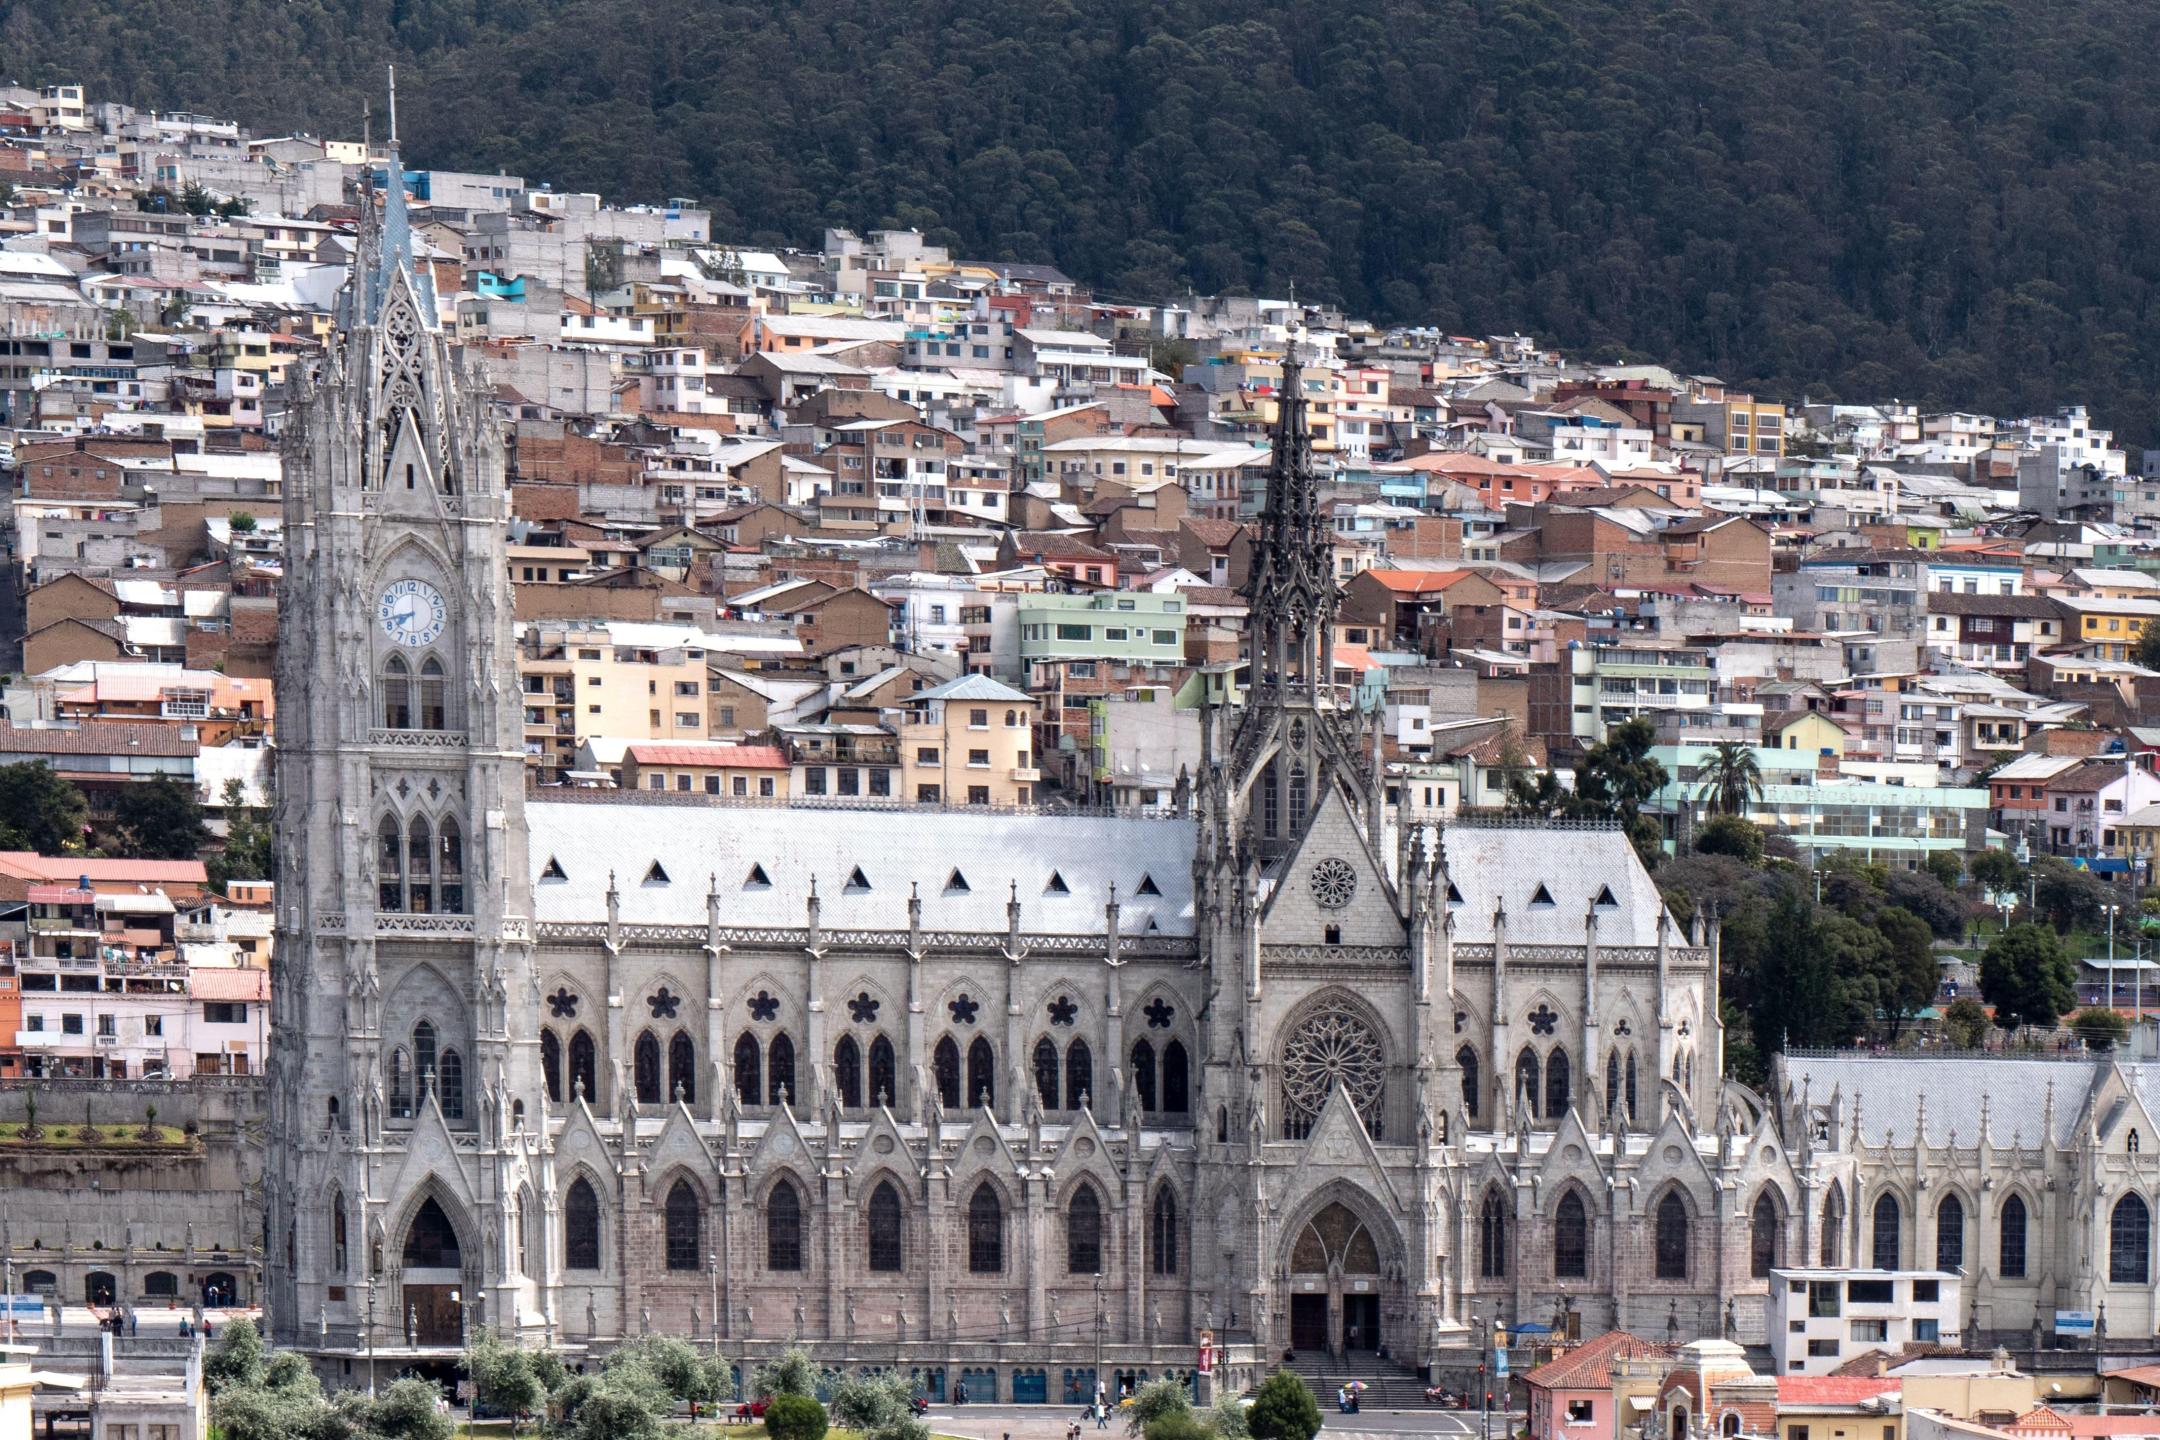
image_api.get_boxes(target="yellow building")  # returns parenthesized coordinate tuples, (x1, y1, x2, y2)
(517, 620, 719, 782)
(897, 674, 1041, 806)
(1770, 711, 1849, 757)
(2051, 596, 2160, 661)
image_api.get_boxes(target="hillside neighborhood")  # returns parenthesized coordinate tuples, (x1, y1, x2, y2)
(1, 75, 2159, 1440)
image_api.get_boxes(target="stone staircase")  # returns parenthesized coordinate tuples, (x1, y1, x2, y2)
(1265, 1350, 1430, 1411)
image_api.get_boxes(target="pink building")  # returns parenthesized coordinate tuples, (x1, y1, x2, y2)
(1526, 1331, 1675, 1440)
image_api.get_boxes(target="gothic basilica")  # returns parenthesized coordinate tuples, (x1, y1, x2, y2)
(265, 153, 1805, 1392)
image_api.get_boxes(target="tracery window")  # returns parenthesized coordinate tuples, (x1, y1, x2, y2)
(1280, 999, 1385, 1140)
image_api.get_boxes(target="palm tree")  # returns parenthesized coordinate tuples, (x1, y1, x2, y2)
(1695, 741, 1764, 818)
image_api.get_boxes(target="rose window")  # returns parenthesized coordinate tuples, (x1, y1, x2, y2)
(1309, 859, 1357, 910)
(1280, 1001, 1386, 1139)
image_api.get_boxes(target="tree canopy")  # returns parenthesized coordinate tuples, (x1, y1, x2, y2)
(20, 0, 2160, 437)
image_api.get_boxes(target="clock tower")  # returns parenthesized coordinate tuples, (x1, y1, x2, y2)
(266, 145, 544, 1349)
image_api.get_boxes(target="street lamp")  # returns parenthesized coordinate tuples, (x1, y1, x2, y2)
(2108, 903, 2122, 1012)
(364, 1277, 377, 1400)
(1472, 1304, 1488, 1440)
(1094, 1273, 1106, 1412)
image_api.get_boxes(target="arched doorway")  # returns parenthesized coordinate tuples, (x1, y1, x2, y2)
(1285, 1198, 1391, 1358)
(401, 1195, 466, 1346)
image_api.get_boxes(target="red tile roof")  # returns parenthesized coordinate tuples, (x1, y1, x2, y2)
(1776, 1377, 1902, 1406)
(625, 743, 789, 769)
(1523, 1330, 1673, 1390)
(1361, 567, 1471, 595)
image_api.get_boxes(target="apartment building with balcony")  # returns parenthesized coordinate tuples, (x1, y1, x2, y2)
(12, 883, 265, 1079)
(516, 619, 718, 782)
(1560, 642, 1715, 743)
(897, 674, 1042, 806)
(777, 723, 902, 801)
(1647, 744, 1983, 868)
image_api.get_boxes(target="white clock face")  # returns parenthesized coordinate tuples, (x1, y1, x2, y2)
(377, 578, 448, 648)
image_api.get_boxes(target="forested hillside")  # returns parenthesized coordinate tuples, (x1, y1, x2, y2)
(9, 0, 2160, 434)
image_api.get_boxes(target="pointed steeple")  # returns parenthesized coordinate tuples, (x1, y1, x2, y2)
(351, 65, 437, 328)
(1243, 350, 1336, 705)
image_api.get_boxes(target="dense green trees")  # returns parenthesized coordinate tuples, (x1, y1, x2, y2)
(0, 761, 89, 853)
(18, 0, 2160, 433)
(1980, 924, 2077, 1034)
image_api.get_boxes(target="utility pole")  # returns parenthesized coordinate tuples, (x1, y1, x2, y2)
(709, 1249, 721, 1388)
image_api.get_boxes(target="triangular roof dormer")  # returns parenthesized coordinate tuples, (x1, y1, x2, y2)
(1045, 871, 1069, 895)
(1594, 884, 1618, 909)
(1530, 882, 1555, 908)
(1446, 882, 1464, 907)
(744, 863, 772, 889)
(540, 856, 567, 882)
(845, 866, 872, 892)
(945, 869, 970, 894)
(1136, 873, 1161, 897)
(644, 861, 670, 886)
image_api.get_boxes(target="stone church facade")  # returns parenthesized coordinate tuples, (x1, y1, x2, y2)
(264, 163, 1846, 1389)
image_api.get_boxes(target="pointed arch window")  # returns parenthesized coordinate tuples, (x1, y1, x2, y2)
(1216, 1105, 1229, 1143)
(413, 1021, 438, 1103)
(868, 1035, 896, 1108)
(331, 1189, 349, 1274)
(418, 655, 447, 730)
(1033, 1037, 1059, 1110)
(1821, 1188, 1844, 1267)
(633, 1031, 662, 1106)
(1605, 1049, 1620, 1117)
(868, 1181, 905, 1272)
(2113, 1194, 2151, 1285)
(1132, 1039, 1157, 1112)
(406, 817, 434, 913)
(438, 1048, 464, 1121)
(541, 1031, 562, 1103)
(967, 1036, 996, 1109)
(564, 1178, 600, 1271)
(1151, 1188, 1180, 1275)
(1871, 1193, 1901, 1271)
(766, 1181, 802, 1271)
(1162, 1039, 1189, 1113)
(1457, 1045, 1480, 1120)
(388, 1047, 412, 1119)
(381, 654, 412, 729)
(377, 816, 404, 912)
(1751, 1192, 1781, 1278)
(1554, 1191, 1588, 1278)
(767, 1033, 796, 1107)
(835, 1034, 863, 1110)
(1936, 1194, 1965, 1273)
(933, 1036, 961, 1110)
(1544, 1047, 1571, 1119)
(1065, 1039, 1094, 1111)
(669, 1032, 696, 1104)
(1655, 1192, 1690, 1279)
(665, 1180, 702, 1271)
(569, 1028, 597, 1105)
(1479, 1190, 1508, 1279)
(1067, 1185, 1103, 1274)
(1514, 1047, 1541, 1121)
(733, 1033, 761, 1108)
(437, 819, 465, 914)
(967, 1183, 1004, 1273)
(1625, 1052, 1639, 1123)
(1999, 1194, 2028, 1278)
